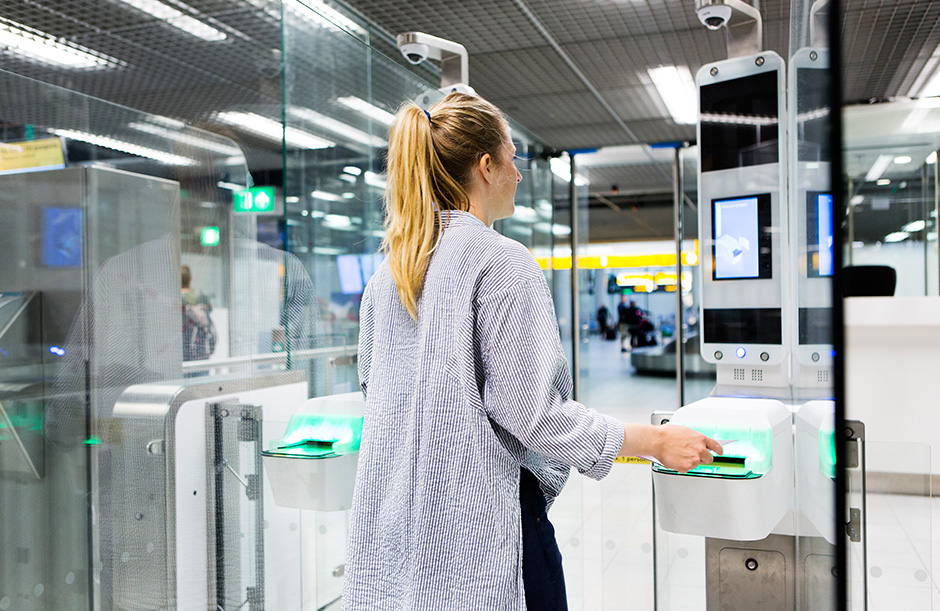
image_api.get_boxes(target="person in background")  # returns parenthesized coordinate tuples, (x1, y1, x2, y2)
(344, 92, 721, 611)
(181, 264, 216, 362)
(596, 304, 611, 339)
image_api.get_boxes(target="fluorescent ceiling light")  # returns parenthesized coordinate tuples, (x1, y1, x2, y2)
(323, 214, 353, 229)
(865, 154, 893, 182)
(850, 195, 864, 206)
(311, 190, 343, 201)
(339, 174, 357, 184)
(927, 151, 938, 165)
(364, 171, 387, 190)
(217, 181, 244, 191)
(114, 0, 226, 41)
(49, 128, 196, 166)
(286, 196, 300, 203)
(700, 112, 778, 126)
(128, 121, 242, 156)
(908, 42, 940, 98)
(337, 96, 396, 126)
(902, 220, 926, 232)
(287, 107, 387, 147)
(214, 112, 334, 149)
(512, 206, 538, 223)
(533, 222, 571, 236)
(312, 246, 345, 255)
(550, 157, 588, 186)
(893, 155, 912, 165)
(343, 166, 362, 176)
(876, 178, 891, 186)
(0, 18, 121, 69)
(282, 0, 366, 37)
(884, 231, 910, 243)
(342, 192, 355, 199)
(647, 66, 698, 125)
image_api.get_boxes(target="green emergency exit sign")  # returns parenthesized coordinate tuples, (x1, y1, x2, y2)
(234, 186, 276, 213)
(200, 226, 221, 246)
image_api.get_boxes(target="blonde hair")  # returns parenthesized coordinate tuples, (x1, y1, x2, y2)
(382, 92, 508, 320)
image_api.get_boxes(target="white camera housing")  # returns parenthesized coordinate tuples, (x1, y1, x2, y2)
(399, 41, 430, 65)
(396, 32, 473, 94)
(697, 3, 733, 29)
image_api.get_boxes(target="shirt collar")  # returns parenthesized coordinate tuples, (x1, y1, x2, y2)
(439, 209, 487, 229)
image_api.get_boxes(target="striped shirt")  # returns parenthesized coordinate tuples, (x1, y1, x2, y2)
(343, 210, 624, 610)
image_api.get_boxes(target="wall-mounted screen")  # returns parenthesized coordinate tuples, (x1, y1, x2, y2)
(41, 206, 83, 268)
(711, 194, 772, 280)
(700, 71, 780, 172)
(337, 253, 385, 295)
(806, 191, 834, 277)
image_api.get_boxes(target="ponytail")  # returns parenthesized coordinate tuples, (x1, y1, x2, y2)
(382, 93, 506, 320)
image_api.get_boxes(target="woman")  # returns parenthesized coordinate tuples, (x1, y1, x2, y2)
(344, 92, 721, 610)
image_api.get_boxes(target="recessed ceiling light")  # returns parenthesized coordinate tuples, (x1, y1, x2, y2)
(647, 65, 698, 125)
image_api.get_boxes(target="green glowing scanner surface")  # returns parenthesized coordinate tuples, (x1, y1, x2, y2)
(263, 413, 364, 459)
(654, 421, 773, 478)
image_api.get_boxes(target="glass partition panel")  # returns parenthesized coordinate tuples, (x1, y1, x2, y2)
(0, 67, 301, 611)
(843, 101, 940, 296)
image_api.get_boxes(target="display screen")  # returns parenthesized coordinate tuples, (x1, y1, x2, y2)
(796, 67, 831, 163)
(711, 194, 772, 280)
(799, 307, 832, 345)
(700, 70, 780, 172)
(41, 207, 83, 268)
(704, 308, 782, 345)
(807, 192, 834, 277)
(337, 254, 384, 295)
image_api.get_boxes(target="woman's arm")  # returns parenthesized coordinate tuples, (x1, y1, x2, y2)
(621, 423, 723, 473)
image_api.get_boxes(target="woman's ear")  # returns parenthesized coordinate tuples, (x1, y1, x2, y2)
(477, 153, 494, 185)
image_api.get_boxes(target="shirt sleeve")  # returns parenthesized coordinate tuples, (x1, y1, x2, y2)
(476, 274, 624, 481)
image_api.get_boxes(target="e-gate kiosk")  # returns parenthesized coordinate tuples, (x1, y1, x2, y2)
(651, 3, 840, 608)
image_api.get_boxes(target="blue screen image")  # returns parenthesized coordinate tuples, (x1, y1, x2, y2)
(337, 253, 385, 294)
(816, 193, 834, 277)
(41, 207, 83, 268)
(714, 197, 760, 279)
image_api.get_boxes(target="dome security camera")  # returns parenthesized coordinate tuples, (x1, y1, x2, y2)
(400, 41, 430, 65)
(697, 3, 732, 29)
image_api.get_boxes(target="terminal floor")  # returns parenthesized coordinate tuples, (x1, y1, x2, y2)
(549, 336, 940, 611)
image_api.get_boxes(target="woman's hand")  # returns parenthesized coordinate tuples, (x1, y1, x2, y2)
(620, 423, 723, 473)
(654, 424, 723, 473)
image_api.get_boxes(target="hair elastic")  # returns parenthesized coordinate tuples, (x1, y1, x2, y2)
(423, 109, 431, 121)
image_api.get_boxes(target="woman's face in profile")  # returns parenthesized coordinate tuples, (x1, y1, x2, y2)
(491, 127, 523, 222)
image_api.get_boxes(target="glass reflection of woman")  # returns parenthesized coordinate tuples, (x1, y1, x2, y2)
(343, 92, 722, 610)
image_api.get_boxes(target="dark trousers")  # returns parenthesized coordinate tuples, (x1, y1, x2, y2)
(520, 468, 568, 611)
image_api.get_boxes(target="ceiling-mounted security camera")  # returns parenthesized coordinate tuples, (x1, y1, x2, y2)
(396, 32, 475, 96)
(697, 3, 733, 30)
(695, 0, 763, 58)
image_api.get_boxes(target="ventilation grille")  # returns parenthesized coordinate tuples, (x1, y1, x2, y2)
(818, 370, 830, 383)
(751, 369, 764, 382)
(733, 368, 745, 381)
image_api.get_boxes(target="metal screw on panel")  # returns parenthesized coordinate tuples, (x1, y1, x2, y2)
(745, 558, 759, 571)
(714, 351, 723, 360)
(844, 427, 854, 439)
(760, 352, 770, 362)
(220, 409, 229, 418)
(812, 352, 820, 362)
(755, 56, 765, 66)
(135, 513, 144, 521)
(710, 67, 719, 77)
(810, 51, 818, 61)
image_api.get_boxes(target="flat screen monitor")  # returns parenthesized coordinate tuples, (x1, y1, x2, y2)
(337, 255, 364, 294)
(700, 71, 780, 172)
(807, 191, 834, 277)
(41, 206, 83, 268)
(711, 194, 772, 280)
(337, 253, 385, 295)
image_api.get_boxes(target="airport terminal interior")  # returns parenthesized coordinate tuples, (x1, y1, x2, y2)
(0, 0, 938, 609)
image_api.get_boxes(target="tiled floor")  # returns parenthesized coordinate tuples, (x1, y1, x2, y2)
(549, 336, 938, 611)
